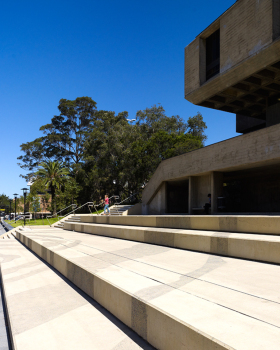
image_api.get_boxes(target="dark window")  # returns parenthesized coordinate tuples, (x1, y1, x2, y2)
(206, 29, 220, 80)
(166, 180, 189, 214)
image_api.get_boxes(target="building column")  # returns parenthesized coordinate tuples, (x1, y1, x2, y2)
(160, 182, 167, 214)
(189, 176, 197, 214)
(211, 172, 224, 214)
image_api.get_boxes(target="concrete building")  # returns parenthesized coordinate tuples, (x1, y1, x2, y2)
(185, 0, 280, 134)
(142, 0, 280, 215)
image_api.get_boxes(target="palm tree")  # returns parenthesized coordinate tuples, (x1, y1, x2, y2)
(35, 161, 69, 215)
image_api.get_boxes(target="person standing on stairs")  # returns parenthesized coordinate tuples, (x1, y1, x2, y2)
(103, 194, 110, 215)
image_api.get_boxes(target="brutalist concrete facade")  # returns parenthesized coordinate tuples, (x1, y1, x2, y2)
(185, 0, 280, 133)
(142, 0, 280, 215)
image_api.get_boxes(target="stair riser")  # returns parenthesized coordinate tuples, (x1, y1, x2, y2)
(15, 231, 228, 350)
(79, 215, 280, 235)
(63, 222, 280, 264)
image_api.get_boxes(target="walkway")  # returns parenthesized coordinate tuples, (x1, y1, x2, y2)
(0, 283, 10, 350)
(13, 226, 280, 350)
(0, 238, 154, 350)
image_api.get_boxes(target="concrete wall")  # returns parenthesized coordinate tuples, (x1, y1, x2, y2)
(220, 0, 273, 74)
(189, 175, 211, 209)
(184, 38, 200, 95)
(143, 123, 280, 209)
(125, 203, 142, 215)
(147, 182, 166, 215)
(184, 0, 279, 102)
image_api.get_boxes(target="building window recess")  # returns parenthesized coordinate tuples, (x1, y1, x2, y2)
(206, 29, 220, 81)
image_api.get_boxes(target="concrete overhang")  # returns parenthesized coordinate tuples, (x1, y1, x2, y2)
(185, 38, 280, 120)
(142, 123, 280, 205)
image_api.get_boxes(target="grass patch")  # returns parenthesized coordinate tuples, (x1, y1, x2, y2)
(5, 209, 104, 228)
(5, 217, 59, 227)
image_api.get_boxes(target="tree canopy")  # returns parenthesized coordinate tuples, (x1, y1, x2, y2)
(18, 98, 207, 208)
(18, 97, 97, 180)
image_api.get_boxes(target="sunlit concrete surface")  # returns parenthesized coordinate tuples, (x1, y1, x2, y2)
(64, 219, 280, 264)
(14, 226, 280, 350)
(0, 239, 154, 350)
(0, 280, 10, 350)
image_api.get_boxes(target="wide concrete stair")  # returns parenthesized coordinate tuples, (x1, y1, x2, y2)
(53, 214, 81, 229)
(63, 214, 280, 264)
(53, 203, 135, 229)
(109, 205, 134, 216)
(0, 230, 154, 350)
(9, 218, 280, 350)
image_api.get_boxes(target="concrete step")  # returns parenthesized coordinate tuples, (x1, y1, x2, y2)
(63, 221, 280, 264)
(109, 205, 134, 215)
(54, 223, 64, 228)
(53, 215, 81, 228)
(0, 231, 16, 239)
(0, 239, 154, 350)
(79, 214, 280, 235)
(113, 205, 134, 208)
(14, 227, 280, 350)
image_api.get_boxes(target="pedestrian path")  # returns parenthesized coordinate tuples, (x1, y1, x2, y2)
(0, 278, 10, 350)
(0, 219, 6, 236)
(0, 239, 154, 350)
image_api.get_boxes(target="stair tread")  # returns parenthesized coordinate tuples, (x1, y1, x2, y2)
(0, 239, 154, 350)
(63, 220, 280, 264)
(66, 221, 280, 242)
(15, 228, 280, 350)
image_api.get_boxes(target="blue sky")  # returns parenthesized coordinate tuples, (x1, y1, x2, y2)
(0, 0, 238, 198)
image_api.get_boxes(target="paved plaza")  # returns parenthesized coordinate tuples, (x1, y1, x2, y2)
(5, 226, 280, 349)
(0, 236, 154, 350)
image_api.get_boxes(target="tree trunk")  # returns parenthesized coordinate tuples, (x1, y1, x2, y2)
(51, 186, 56, 216)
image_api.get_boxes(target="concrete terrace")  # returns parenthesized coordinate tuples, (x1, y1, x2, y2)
(1, 218, 279, 350)
(0, 237, 154, 350)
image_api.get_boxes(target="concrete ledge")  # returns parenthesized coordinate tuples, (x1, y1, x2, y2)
(14, 228, 280, 350)
(75, 215, 280, 235)
(0, 240, 155, 350)
(64, 221, 280, 264)
(14, 231, 231, 350)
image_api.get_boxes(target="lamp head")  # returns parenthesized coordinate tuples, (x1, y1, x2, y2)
(21, 188, 28, 195)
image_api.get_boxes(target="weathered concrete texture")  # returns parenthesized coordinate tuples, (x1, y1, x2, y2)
(185, 0, 275, 95)
(141, 122, 280, 210)
(63, 220, 280, 264)
(184, 0, 280, 117)
(0, 239, 154, 350)
(0, 279, 9, 350)
(76, 214, 280, 235)
(14, 227, 280, 350)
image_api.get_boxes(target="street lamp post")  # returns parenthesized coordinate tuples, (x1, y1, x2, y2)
(21, 188, 28, 226)
(9, 199, 12, 220)
(13, 193, 18, 223)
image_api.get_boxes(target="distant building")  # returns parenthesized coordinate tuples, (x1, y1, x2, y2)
(142, 0, 280, 214)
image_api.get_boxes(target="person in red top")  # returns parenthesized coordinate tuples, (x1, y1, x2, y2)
(103, 194, 110, 215)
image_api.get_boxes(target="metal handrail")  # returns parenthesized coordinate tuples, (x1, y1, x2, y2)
(115, 193, 138, 206)
(56, 204, 77, 216)
(62, 202, 94, 218)
(93, 196, 119, 215)
(46, 203, 77, 226)
(113, 193, 138, 215)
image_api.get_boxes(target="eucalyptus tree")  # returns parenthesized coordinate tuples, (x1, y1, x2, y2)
(18, 97, 97, 180)
(81, 106, 206, 203)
